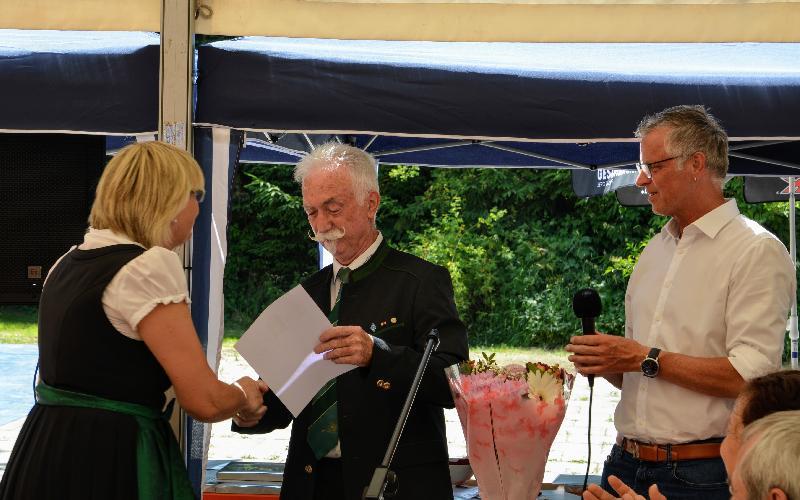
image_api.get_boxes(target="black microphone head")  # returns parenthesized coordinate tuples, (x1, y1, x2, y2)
(572, 288, 602, 318)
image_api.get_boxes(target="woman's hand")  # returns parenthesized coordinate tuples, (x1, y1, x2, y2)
(232, 377, 268, 427)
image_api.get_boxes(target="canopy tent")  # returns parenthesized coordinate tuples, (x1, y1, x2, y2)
(196, 38, 800, 175)
(4, 24, 800, 494)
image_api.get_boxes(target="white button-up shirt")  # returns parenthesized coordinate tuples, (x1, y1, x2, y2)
(330, 232, 383, 309)
(616, 199, 795, 443)
(47, 228, 190, 340)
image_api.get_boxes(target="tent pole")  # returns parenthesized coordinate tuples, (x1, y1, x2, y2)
(159, 0, 199, 491)
(790, 177, 798, 369)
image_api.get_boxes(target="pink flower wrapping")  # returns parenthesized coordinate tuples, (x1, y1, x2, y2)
(446, 357, 574, 500)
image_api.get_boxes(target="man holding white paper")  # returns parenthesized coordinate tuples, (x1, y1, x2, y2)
(232, 143, 469, 500)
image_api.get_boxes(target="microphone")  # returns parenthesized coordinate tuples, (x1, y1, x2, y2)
(572, 288, 601, 335)
(572, 288, 602, 387)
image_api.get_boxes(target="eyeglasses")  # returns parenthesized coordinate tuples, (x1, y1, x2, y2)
(191, 190, 205, 203)
(635, 155, 681, 180)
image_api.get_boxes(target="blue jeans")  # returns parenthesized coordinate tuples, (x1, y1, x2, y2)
(601, 444, 729, 500)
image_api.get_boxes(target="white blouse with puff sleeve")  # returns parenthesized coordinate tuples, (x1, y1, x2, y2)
(48, 228, 191, 340)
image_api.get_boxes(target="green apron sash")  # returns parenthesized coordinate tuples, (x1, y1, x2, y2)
(36, 382, 195, 500)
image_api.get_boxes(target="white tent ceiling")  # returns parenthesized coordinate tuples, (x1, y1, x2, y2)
(2, 0, 799, 42)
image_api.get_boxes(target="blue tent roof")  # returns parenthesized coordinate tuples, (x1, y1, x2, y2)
(196, 37, 800, 174)
(2, 32, 799, 173)
(239, 133, 800, 176)
(196, 38, 800, 141)
(0, 30, 159, 134)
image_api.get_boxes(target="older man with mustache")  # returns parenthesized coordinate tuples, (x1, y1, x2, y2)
(233, 143, 469, 500)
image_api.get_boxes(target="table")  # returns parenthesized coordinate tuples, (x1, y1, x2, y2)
(203, 461, 597, 499)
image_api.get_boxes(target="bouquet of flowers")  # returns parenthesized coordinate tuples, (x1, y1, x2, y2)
(446, 353, 574, 500)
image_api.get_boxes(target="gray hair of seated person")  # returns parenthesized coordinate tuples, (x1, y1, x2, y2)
(635, 104, 729, 186)
(294, 142, 379, 205)
(738, 410, 800, 500)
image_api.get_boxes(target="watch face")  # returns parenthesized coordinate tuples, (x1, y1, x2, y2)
(641, 358, 659, 377)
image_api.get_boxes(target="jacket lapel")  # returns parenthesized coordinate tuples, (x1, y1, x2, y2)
(303, 265, 333, 314)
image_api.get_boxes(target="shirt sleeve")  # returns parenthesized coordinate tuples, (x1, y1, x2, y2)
(104, 247, 191, 339)
(726, 235, 796, 380)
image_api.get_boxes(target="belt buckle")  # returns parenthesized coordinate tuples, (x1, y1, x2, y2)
(625, 439, 641, 459)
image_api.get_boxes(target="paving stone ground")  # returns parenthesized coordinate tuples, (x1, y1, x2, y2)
(207, 348, 620, 482)
(0, 348, 620, 484)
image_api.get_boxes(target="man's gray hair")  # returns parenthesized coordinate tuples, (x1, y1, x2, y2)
(294, 142, 379, 204)
(635, 105, 729, 183)
(738, 410, 800, 500)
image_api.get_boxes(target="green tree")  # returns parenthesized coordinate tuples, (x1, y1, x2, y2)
(225, 164, 797, 353)
(224, 164, 317, 332)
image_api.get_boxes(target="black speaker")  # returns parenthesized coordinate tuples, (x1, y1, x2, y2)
(0, 134, 106, 304)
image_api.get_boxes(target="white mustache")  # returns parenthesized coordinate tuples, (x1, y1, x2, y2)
(308, 227, 346, 243)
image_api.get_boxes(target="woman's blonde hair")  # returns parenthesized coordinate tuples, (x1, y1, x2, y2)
(89, 141, 205, 248)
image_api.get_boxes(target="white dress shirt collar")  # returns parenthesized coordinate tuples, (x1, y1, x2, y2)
(663, 199, 739, 241)
(332, 232, 383, 279)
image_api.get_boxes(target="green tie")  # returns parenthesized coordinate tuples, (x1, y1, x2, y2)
(307, 267, 351, 460)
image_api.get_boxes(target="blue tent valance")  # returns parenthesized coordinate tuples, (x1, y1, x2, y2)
(196, 38, 800, 141)
(0, 30, 159, 135)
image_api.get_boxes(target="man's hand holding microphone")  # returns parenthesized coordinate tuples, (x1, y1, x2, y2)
(566, 289, 648, 387)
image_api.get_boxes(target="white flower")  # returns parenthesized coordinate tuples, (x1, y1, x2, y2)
(527, 369, 562, 404)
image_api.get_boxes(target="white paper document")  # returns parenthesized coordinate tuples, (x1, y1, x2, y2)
(235, 284, 357, 417)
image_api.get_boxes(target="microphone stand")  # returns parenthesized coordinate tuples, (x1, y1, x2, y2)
(362, 329, 440, 499)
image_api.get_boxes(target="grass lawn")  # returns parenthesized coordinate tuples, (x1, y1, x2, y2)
(0, 309, 569, 366)
(222, 321, 569, 365)
(0, 306, 38, 343)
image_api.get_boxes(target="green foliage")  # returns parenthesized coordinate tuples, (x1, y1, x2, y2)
(224, 164, 317, 327)
(224, 164, 798, 352)
(459, 352, 500, 374)
(379, 167, 660, 347)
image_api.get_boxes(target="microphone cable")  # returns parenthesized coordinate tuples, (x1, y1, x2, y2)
(583, 376, 594, 492)
(571, 287, 601, 494)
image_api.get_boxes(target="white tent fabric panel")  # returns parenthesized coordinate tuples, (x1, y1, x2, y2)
(187, 126, 243, 492)
(2, 0, 799, 42)
(0, 0, 161, 32)
(205, 127, 231, 379)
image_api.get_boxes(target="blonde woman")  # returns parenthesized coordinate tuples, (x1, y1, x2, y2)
(0, 142, 266, 500)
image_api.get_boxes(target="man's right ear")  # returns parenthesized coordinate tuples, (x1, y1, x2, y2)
(368, 191, 381, 215)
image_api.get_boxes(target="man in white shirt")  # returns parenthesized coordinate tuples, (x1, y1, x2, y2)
(566, 105, 795, 499)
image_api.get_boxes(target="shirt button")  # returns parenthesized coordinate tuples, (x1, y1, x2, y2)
(376, 379, 385, 388)
(382, 381, 391, 390)
(305, 465, 313, 474)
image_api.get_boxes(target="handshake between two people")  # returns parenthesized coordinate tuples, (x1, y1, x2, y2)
(231, 324, 376, 428)
(232, 377, 269, 426)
